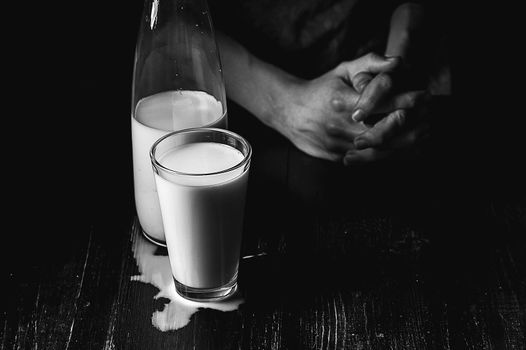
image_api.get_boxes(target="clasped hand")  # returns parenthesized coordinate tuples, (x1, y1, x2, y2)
(274, 53, 429, 165)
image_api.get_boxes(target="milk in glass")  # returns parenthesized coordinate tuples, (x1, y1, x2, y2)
(154, 142, 248, 288)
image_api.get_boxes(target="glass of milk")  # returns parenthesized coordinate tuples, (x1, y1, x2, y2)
(131, 0, 227, 246)
(150, 128, 251, 301)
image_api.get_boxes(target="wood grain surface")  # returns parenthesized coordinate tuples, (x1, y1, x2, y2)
(4, 98, 526, 349)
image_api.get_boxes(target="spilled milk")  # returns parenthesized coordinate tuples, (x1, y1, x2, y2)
(130, 223, 244, 331)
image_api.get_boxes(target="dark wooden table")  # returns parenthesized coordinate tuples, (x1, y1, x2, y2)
(3, 92, 526, 349)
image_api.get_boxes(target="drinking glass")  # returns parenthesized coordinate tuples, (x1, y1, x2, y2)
(150, 128, 251, 301)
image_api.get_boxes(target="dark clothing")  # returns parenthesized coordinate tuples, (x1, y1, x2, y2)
(211, 0, 405, 78)
(211, 0, 449, 95)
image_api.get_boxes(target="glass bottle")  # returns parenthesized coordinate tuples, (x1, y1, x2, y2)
(131, 0, 227, 246)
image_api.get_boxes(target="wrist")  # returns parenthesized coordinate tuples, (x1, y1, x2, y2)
(257, 65, 304, 132)
(217, 32, 304, 133)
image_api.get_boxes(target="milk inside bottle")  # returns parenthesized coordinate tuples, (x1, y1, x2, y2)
(131, 90, 226, 245)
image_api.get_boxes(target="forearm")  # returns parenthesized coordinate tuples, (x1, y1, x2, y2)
(216, 32, 301, 129)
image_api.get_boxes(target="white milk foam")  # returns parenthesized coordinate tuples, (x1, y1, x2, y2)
(130, 225, 243, 331)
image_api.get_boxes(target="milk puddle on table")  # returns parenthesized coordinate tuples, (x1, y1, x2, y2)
(130, 223, 244, 331)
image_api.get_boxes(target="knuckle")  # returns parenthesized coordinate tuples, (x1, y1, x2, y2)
(358, 98, 372, 110)
(325, 121, 340, 135)
(337, 60, 358, 74)
(395, 110, 406, 126)
(407, 91, 427, 108)
(336, 61, 347, 72)
(386, 110, 405, 128)
(366, 52, 381, 62)
(404, 94, 417, 108)
(330, 98, 345, 112)
(376, 74, 393, 91)
(365, 130, 383, 146)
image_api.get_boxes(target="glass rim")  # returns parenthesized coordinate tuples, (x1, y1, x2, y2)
(150, 127, 252, 177)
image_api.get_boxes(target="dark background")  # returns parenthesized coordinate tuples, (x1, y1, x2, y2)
(6, 1, 142, 261)
(6, 1, 525, 267)
(3, 2, 525, 349)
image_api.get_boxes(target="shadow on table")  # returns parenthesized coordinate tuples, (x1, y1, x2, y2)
(230, 95, 525, 316)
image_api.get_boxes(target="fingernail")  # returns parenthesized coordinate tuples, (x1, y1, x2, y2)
(354, 138, 369, 150)
(385, 55, 401, 62)
(351, 109, 364, 122)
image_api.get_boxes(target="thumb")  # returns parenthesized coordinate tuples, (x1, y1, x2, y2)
(337, 53, 401, 81)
